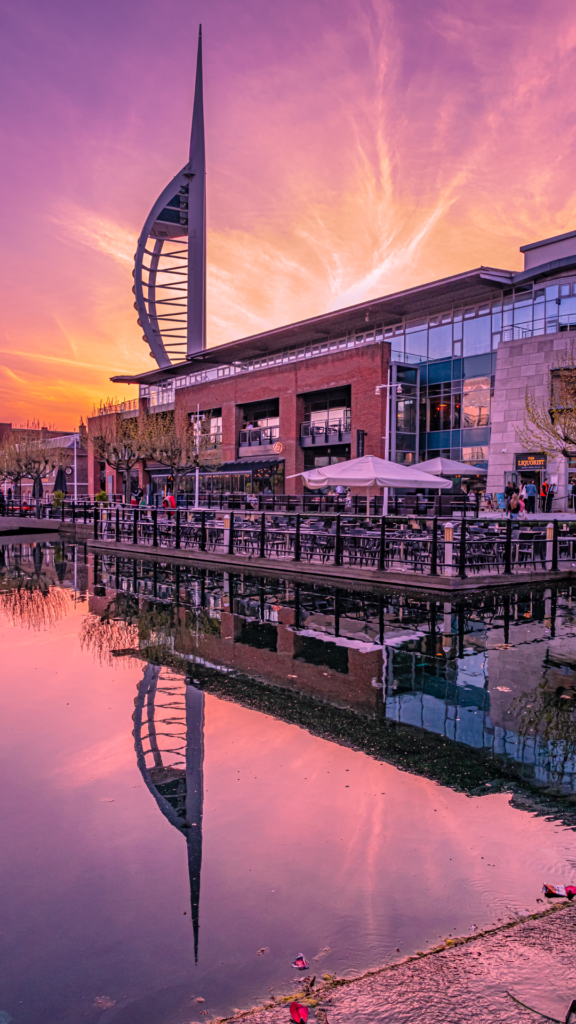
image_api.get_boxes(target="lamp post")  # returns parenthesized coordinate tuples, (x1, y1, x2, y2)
(194, 403, 200, 510)
(73, 429, 78, 503)
(375, 373, 403, 516)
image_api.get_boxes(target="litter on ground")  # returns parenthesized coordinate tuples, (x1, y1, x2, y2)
(290, 1003, 309, 1023)
(291, 954, 309, 970)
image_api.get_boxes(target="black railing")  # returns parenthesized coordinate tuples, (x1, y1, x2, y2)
(299, 416, 351, 444)
(238, 426, 280, 447)
(90, 508, 574, 579)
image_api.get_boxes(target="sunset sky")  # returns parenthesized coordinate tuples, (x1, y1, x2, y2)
(1, 0, 576, 428)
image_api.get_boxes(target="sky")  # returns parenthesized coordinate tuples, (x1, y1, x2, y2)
(1, 0, 576, 428)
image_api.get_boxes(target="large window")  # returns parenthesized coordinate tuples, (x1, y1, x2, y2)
(463, 377, 491, 428)
(242, 398, 279, 429)
(302, 387, 351, 429)
(463, 316, 491, 357)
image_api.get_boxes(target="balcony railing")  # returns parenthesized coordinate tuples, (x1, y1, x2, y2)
(300, 415, 351, 446)
(98, 398, 139, 415)
(501, 314, 576, 343)
(239, 426, 280, 447)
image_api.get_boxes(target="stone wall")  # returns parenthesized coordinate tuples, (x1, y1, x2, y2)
(487, 331, 571, 508)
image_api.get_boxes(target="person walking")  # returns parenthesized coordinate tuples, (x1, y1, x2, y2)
(524, 479, 537, 514)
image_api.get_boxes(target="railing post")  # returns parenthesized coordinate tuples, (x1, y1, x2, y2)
(430, 516, 438, 576)
(174, 507, 180, 549)
(200, 509, 206, 552)
(504, 517, 512, 574)
(552, 519, 559, 571)
(115, 506, 120, 543)
(378, 516, 386, 571)
(133, 508, 138, 545)
(72, 502, 76, 525)
(152, 508, 158, 548)
(259, 512, 266, 558)
(476, 491, 480, 517)
(228, 510, 235, 555)
(61, 501, 65, 522)
(93, 504, 99, 541)
(443, 522, 454, 577)
(335, 514, 342, 566)
(294, 513, 301, 562)
(458, 517, 467, 578)
(83, 502, 87, 524)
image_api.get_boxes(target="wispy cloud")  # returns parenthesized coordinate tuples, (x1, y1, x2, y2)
(51, 206, 136, 267)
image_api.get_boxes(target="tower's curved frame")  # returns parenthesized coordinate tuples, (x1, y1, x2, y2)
(133, 28, 206, 368)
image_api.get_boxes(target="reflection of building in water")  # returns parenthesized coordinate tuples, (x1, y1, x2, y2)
(91, 553, 576, 793)
(385, 598, 576, 792)
(132, 664, 204, 961)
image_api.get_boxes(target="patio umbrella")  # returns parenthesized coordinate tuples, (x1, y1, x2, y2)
(54, 466, 68, 494)
(288, 455, 451, 514)
(417, 456, 486, 477)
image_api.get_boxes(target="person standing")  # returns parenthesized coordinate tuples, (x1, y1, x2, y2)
(524, 479, 537, 514)
(508, 490, 520, 519)
(540, 478, 549, 513)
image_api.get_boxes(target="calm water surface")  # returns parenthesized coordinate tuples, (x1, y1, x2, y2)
(2, 543, 576, 1024)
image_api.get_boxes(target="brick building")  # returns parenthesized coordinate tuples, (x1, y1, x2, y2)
(88, 228, 576, 509)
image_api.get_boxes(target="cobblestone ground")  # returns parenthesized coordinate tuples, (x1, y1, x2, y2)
(227, 903, 576, 1024)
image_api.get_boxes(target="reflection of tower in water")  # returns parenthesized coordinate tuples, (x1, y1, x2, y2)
(133, 665, 204, 961)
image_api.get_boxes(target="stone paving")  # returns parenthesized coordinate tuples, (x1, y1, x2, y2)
(224, 903, 576, 1024)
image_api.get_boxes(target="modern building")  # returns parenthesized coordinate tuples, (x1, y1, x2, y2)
(89, 28, 576, 509)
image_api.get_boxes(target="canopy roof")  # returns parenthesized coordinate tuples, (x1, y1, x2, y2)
(417, 456, 487, 477)
(289, 455, 452, 489)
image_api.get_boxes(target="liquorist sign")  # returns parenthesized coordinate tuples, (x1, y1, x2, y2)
(515, 453, 547, 470)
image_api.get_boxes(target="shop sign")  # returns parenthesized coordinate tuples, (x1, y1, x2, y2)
(357, 429, 365, 457)
(515, 453, 547, 470)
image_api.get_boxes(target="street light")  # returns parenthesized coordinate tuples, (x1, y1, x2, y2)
(375, 374, 403, 515)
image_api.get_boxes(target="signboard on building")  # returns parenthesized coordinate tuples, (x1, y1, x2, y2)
(357, 429, 365, 457)
(515, 453, 547, 471)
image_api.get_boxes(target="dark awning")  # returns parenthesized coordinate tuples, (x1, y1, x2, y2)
(213, 457, 284, 473)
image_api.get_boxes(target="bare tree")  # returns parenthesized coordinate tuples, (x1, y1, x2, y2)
(90, 405, 145, 502)
(517, 346, 576, 458)
(142, 407, 221, 496)
(0, 428, 70, 502)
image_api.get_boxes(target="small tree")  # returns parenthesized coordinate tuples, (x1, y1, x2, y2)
(517, 346, 576, 458)
(90, 405, 144, 502)
(142, 408, 221, 497)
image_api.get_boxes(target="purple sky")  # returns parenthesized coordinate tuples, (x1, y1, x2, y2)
(1, 0, 576, 425)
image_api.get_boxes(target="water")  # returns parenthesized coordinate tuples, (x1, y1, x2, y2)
(1, 542, 576, 1024)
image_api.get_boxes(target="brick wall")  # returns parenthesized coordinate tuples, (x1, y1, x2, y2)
(87, 341, 391, 496)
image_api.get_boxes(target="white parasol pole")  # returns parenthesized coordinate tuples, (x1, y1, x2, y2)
(382, 366, 391, 516)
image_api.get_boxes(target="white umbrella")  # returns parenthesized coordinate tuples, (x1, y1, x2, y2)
(417, 456, 486, 477)
(288, 455, 451, 514)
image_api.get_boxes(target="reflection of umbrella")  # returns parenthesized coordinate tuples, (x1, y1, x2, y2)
(32, 477, 43, 498)
(417, 456, 487, 477)
(54, 559, 67, 583)
(54, 466, 68, 494)
(33, 545, 44, 574)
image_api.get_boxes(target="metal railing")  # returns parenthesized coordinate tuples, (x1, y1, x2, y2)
(238, 426, 280, 447)
(97, 398, 139, 415)
(89, 507, 576, 579)
(300, 416, 351, 443)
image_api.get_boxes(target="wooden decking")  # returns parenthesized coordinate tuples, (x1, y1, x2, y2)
(86, 536, 575, 592)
